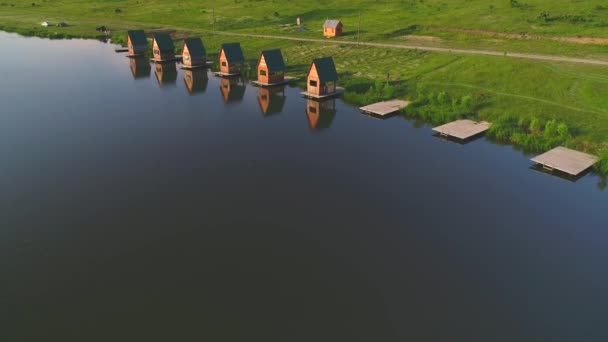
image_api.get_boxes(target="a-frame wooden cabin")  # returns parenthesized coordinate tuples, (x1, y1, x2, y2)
(218, 43, 244, 75)
(151, 33, 175, 62)
(181, 37, 206, 67)
(126, 30, 148, 56)
(306, 57, 338, 97)
(257, 49, 286, 85)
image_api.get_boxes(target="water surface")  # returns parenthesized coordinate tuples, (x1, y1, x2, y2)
(1, 32, 607, 342)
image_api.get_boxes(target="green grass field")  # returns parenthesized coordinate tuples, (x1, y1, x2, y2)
(1, 0, 608, 172)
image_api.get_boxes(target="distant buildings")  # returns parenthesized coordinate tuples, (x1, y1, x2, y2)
(323, 20, 343, 38)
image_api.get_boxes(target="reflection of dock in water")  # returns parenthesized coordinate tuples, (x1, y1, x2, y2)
(306, 99, 336, 130)
(257, 86, 286, 117)
(154, 61, 177, 86)
(183, 69, 209, 94)
(219, 77, 246, 103)
(129, 57, 151, 79)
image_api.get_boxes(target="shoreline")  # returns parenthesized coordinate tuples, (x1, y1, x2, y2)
(2, 28, 607, 176)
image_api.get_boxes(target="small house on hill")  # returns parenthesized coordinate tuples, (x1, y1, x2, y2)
(219, 43, 244, 75)
(257, 49, 286, 85)
(323, 20, 343, 38)
(182, 37, 206, 67)
(126, 30, 148, 56)
(306, 57, 338, 97)
(152, 33, 175, 61)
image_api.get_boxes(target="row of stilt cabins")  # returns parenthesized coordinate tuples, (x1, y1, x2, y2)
(125, 30, 341, 97)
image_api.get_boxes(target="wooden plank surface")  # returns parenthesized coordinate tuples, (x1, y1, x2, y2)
(432, 119, 491, 140)
(301, 87, 344, 99)
(531, 147, 598, 176)
(360, 100, 410, 116)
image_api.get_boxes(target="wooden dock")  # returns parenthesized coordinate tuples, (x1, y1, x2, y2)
(360, 100, 410, 118)
(432, 119, 491, 140)
(251, 76, 297, 87)
(531, 147, 598, 176)
(126, 54, 144, 58)
(301, 87, 345, 99)
(115, 48, 129, 53)
(180, 61, 213, 70)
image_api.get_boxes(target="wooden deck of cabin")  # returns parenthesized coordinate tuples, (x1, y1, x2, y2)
(360, 100, 410, 117)
(531, 147, 598, 176)
(251, 76, 297, 87)
(115, 48, 129, 53)
(180, 61, 213, 70)
(301, 87, 344, 99)
(150, 56, 181, 63)
(214, 71, 241, 77)
(432, 120, 491, 140)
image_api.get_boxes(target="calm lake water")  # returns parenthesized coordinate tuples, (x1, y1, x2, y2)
(1, 32, 607, 341)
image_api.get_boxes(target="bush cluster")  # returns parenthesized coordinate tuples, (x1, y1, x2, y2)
(343, 80, 397, 106)
(402, 90, 480, 124)
(487, 115, 571, 152)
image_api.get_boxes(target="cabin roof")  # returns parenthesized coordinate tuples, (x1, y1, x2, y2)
(221, 43, 244, 64)
(311, 57, 338, 83)
(259, 49, 285, 72)
(323, 20, 342, 28)
(153, 33, 175, 52)
(183, 37, 206, 58)
(127, 30, 147, 47)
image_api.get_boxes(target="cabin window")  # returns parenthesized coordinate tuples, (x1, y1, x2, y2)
(309, 106, 317, 114)
(309, 80, 318, 87)
(153, 49, 159, 55)
(221, 61, 227, 66)
(259, 70, 267, 76)
(261, 95, 268, 100)
(184, 56, 190, 61)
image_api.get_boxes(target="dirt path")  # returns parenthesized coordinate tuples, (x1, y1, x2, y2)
(214, 31, 608, 67)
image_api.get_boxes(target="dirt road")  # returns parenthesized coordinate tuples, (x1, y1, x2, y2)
(215, 31, 608, 66)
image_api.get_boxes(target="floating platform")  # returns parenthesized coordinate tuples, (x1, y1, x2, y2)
(531, 147, 598, 176)
(214, 71, 241, 77)
(301, 87, 345, 99)
(360, 100, 410, 118)
(251, 76, 297, 87)
(432, 119, 491, 140)
(150, 56, 181, 63)
(180, 61, 213, 70)
(115, 48, 129, 53)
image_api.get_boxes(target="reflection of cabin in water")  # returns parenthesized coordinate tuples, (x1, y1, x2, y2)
(257, 87, 286, 116)
(154, 61, 177, 86)
(182, 37, 206, 67)
(323, 20, 343, 38)
(152, 33, 175, 61)
(306, 57, 338, 97)
(257, 49, 285, 85)
(129, 57, 151, 79)
(127, 30, 147, 56)
(219, 43, 244, 75)
(183, 69, 209, 94)
(219, 78, 246, 103)
(306, 99, 336, 129)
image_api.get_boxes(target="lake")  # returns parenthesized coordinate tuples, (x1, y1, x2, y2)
(1, 32, 607, 341)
